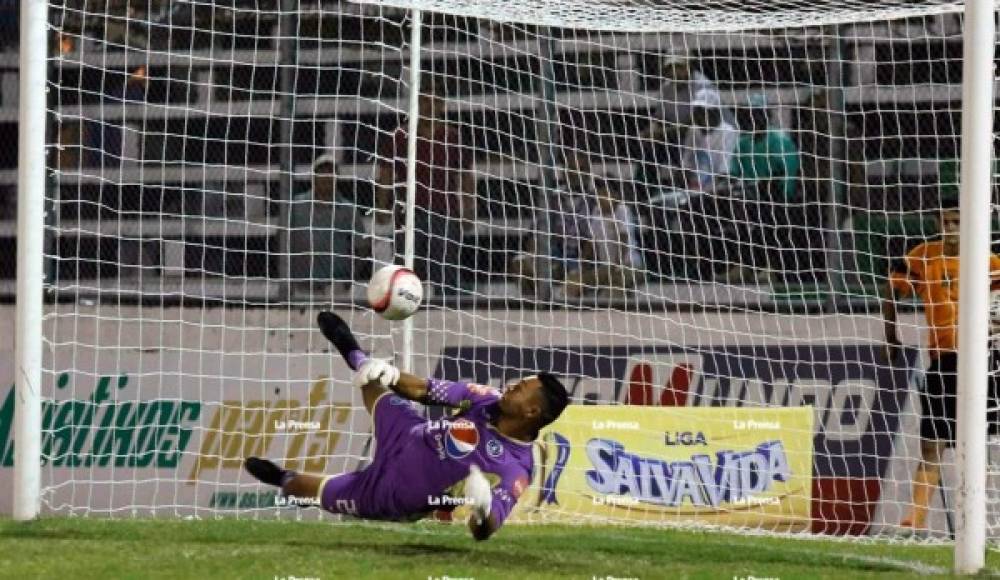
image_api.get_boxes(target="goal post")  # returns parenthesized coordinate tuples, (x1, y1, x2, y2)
(402, 8, 424, 374)
(10, 0, 1000, 571)
(955, 0, 995, 572)
(14, 0, 49, 522)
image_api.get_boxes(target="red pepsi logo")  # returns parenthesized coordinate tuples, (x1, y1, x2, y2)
(444, 419, 479, 459)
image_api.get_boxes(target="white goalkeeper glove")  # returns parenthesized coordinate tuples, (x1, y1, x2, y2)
(352, 358, 400, 389)
(465, 465, 493, 525)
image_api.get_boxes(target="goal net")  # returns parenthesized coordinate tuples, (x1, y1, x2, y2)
(10, 0, 996, 541)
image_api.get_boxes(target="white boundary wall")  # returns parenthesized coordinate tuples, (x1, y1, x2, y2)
(0, 306, 942, 536)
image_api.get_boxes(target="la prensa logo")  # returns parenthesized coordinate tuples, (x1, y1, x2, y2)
(444, 418, 479, 459)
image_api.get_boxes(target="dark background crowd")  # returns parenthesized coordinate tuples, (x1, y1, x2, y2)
(0, 1, 984, 306)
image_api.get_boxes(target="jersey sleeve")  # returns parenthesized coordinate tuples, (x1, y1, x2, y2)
(889, 244, 926, 298)
(424, 378, 500, 409)
(487, 468, 530, 531)
(888, 262, 914, 298)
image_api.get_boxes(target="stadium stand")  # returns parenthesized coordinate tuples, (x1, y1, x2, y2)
(0, 3, 980, 306)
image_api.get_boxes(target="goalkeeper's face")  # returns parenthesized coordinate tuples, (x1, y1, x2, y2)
(499, 376, 544, 424)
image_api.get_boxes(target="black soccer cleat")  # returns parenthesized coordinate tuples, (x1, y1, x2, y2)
(244, 457, 286, 487)
(317, 311, 363, 366)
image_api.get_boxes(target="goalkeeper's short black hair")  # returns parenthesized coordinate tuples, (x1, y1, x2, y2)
(536, 372, 569, 428)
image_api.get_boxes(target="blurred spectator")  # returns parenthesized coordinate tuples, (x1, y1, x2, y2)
(648, 57, 718, 144)
(636, 57, 718, 194)
(678, 88, 739, 195)
(289, 154, 357, 289)
(730, 94, 800, 201)
(566, 179, 643, 299)
(511, 151, 594, 297)
(376, 78, 474, 294)
(639, 88, 737, 280)
(717, 94, 801, 284)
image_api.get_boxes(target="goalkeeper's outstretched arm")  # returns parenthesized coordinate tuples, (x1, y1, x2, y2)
(316, 311, 466, 407)
(353, 360, 484, 408)
(390, 372, 431, 402)
(355, 361, 435, 403)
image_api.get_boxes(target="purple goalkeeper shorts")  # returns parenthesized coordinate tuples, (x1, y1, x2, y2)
(318, 392, 427, 520)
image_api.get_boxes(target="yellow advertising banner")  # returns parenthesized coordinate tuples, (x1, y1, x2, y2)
(510, 406, 813, 531)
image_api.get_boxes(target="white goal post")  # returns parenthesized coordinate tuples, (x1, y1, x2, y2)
(10, 0, 998, 575)
(955, 0, 994, 572)
(14, 0, 49, 523)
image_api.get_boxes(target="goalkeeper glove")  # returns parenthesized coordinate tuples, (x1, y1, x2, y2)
(465, 465, 493, 525)
(352, 358, 400, 389)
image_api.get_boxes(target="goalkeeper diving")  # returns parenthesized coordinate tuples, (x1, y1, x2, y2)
(244, 311, 569, 541)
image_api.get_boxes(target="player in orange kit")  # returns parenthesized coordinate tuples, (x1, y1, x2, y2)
(883, 204, 1000, 534)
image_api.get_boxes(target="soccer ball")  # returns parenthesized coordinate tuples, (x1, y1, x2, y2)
(367, 265, 423, 320)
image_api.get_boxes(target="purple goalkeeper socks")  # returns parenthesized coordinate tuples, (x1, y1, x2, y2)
(347, 349, 369, 371)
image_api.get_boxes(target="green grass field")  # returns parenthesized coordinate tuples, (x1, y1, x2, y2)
(3, 518, 1000, 579)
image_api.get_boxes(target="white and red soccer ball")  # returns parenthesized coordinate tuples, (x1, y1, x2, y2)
(367, 265, 423, 320)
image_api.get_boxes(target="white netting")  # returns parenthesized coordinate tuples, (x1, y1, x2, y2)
(356, 0, 968, 31)
(4, 0, 996, 545)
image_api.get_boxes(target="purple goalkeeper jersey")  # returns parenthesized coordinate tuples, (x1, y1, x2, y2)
(332, 379, 533, 526)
